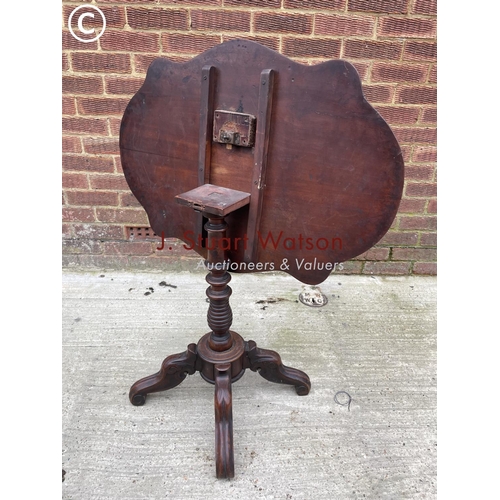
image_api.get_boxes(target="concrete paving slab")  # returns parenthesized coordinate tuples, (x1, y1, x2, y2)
(62, 270, 436, 499)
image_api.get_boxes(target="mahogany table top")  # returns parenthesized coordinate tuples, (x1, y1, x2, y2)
(120, 40, 404, 284)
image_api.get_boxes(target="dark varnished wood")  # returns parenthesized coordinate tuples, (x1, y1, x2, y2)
(214, 364, 234, 479)
(245, 69, 275, 262)
(175, 184, 250, 217)
(198, 65, 216, 186)
(128, 191, 311, 478)
(120, 39, 404, 285)
(123, 40, 404, 478)
(129, 344, 197, 406)
(203, 211, 235, 352)
(246, 340, 311, 396)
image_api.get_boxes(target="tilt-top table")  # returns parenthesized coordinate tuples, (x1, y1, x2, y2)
(119, 40, 404, 478)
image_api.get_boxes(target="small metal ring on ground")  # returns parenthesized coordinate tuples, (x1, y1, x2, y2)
(334, 390, 352, 411)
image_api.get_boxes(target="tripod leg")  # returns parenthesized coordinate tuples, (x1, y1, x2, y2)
(129, 343, 198, 406)
(246, 340, 311, 396)
(214, 363, 234, 479)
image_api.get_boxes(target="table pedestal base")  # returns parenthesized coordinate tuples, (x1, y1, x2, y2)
(129, 331, 310, 478)
(130, 185, 310, 478)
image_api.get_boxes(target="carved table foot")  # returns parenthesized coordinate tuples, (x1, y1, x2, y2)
(129, 343, 198, 406)
(246, 340, 311, 396)
(214, 363, 234, 479)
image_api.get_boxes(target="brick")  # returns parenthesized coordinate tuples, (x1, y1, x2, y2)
(371, 63, 428, 83)
(285, 0, 345, 10)
(114, 156, 124, 173)
(412, 0, 437, 15)
(351, 62, 370, 81)
(102, 241, 154, 256)
(344, 40, 402, 60)
(315, 14, 374, 36)
(63, 76, 103, 95)
(63, 172, 89, 190)
(128, 255, 192, 270)
(405, 182, 437, 197)
(413, 262, 436, 275)
(73, 224, 124, 240)
(420, 233, 437, 246)
(375, 106, 419, 125)
(77, 97, 129, 116)
(162, 54, 205, 65)
(291, 58, 312, 65)
(363, 85, 394, 103)
(396, 86, 436, 105)
(104, 77, 144, 95)
(379, 231, 418, 246)
(405, 165, 434, 181)
(96, 208, 149, 225)
(83, 137, 120, 155)
(63, 53, 69, 71)
(335, 261, 363, 274)
(254, 12, 312, 34)
(63, 155, 115, 173)
(399, 215, 436, 230)
(282, 38, 341, 58)
(62, 239, 103, 255)
(413, 145, 437, 162)
(378, 17, 436, 38)
(133, 54, 159, 73)
(62, 224, 73, 239)
(109, 118, 121, 137)
(427, 199, 437, 213)
(63, 117, 108, 135)
(90, 174, 130, 191)
(127, 8, 189, 30)
(98, 0, 156, 3)
(62, 207, 96, 223)
(191, 10, 251, 32)
(66, 190, 119, 207)
(159, 0, 220, 4)
(99, 6, 127, 28)
(63, 97, 76, 115)
(397, 198, 426, 213)
(428, 65, 437, 83)
(120, 193, 142, 207)
(394, 127, 436, 144)
(72, 53, 131, 73)
(392, 248, 436, 261)
(62, 255, 79, 268)
(404, 41, 437, 61)
(161, 33, 220, 54)
(78, 255, 130, 268)
(353, 247, 390, 260)
(100, 31, 159, 53)
(363, 261, 411, 275)
(62, 31, 98, 51)
(349, 0, 408, 13)
(225, 0, 280, 7)
(222, 35, 280, 52)
(401, 145, 411, 163)
(154, 239, 194, 257)
(63, 136, 82, 153)
(63, 5, 126, 29)
(421, 107, 437, 123)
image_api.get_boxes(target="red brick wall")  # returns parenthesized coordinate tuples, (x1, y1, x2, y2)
(62, 0, 437, 275)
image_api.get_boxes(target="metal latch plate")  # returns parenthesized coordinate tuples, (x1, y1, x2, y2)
(213, 110, 256, 147)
